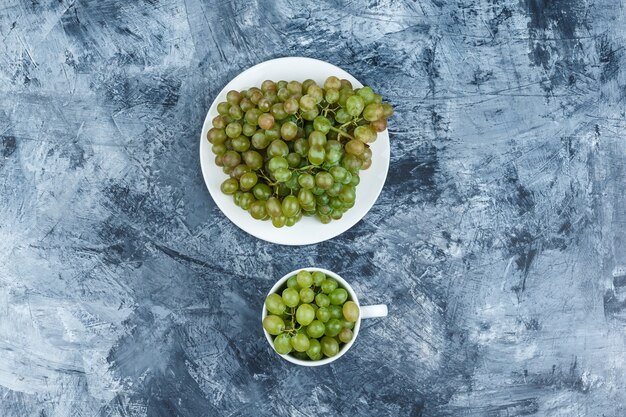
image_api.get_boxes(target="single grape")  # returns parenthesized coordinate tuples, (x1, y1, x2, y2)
(225, 122, 242, 138)
(281, 195, 300, 217)
(321, 278, 338, 294)
(329, 305, 343, 320)
(226, 90, 242, 105)
(329, 288, 348, 305)
(308, 131, 327, 147)
(261, 80, 276, 92)
(264, 294, 285, 317)
(299, 287, 315, 304)
(312, 271, 325, 286)
(268, 156, 288, 172)
(217, 101, 230, 114)
(320, 336, 339, 357)
(315, 293, 330, 308)
(307, 84, 324, 103)
(287, 80, 302, 95)
(290, 333, 310, 352)
(249, 200, 267, 220)
(282, 287, 299, 307)
(281, 121, 298, 141)
(296, 270, 313, 288)
(324, 318, 342, 337)
(263, 315, 285, 335)
(222, 150, 241, 168)
(371, 118, 387, 132)
(267, 140, 289, 158)
(296, 304, 315, 326)
(338, 328, 353, 344)
(299, 95, 316, 111)
(339, 185, 356, 204)
(357, 86, 375, 104)
(265, 197, 283, 217)
(324, 75, 342, 90)
(315, 172, 334, 190)
(287, 275, 299, 289)
(382, 102, 394, 117)
(306, 338, 322, 360)
(258, 98, 272, 112)
(271, 103, 288, 120)
(293, 138, 309, 157)
(342, 301, 360, 322)
(297, 188, 315, 207)
(272, 215, 286, 228)
(220, 178, 238, 195)
(335, 108, 351, 124)
(265, 125, 281, 141)
(308, 145, 325, 165)
(274, 333, 292, 354)
(306, 320, 326, 339)
(239, 172, 258, 191)
(316, 306, 332, 323)
(239, 192, 254, 210)
(346, 95, 365, 117)
(286, 152, 302, 168)
(325, 88, 339, 104)
(258, 113, 275, 130)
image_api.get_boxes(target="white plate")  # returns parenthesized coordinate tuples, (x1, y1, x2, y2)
(199, 57, 390, 245)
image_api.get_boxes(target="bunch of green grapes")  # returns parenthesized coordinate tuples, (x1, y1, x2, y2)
(263, 270, 360, 360)
(206, 76, 393, 227)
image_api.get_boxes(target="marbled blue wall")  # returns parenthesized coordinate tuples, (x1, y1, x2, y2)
(1, 0, 625, 416)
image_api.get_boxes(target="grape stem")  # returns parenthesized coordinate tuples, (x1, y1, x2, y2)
(328, 125, 355, 141)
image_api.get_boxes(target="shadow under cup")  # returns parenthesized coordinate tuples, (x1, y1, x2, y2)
(262, 267, 388, 366)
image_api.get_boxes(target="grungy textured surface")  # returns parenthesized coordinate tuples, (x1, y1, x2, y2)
(1, 0, 626, 416)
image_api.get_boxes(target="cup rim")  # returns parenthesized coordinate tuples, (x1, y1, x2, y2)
(262, 267, 361, 366)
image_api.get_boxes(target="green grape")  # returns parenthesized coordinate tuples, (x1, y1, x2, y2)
(212, 115, 227, 129)
(243, 150, 263, 170)
(329, 305, 343, 319)
(286, 152, 302, 168)
(316, 307, 331, 322)
(285, 216, 298, 227)
(261, 79, 276, 92)
(306, 339, 322, 360)
(301, 108, 319, 121)
(284, 98, 299, 114)
(258, 98, 272, 112)
(277, 87, 290, 101)
(274, 333, 292, 354)
(307, 84, 324, 103)
(315, 293, 330, 308)
(287, 275, 299, 289)
(357, 86, 375, 104)
(263, 315, 285, 335)
(299, 287, 315, 304)
(265, 126, 281, 141)
(340, 319, 355, 329)
(266, 197, 283, 217)
(271, 103, 288, 120)
(239, 192, 255, 210)
(320, 336, 339, 357)
(251, 131, 269, 149)
(272, 215, 286, 228)
(290, 333, 310, 352)
(313, 116, 332, 134)
(339, 185, 356, 204)
(282, 287, 299, 307)
(287, 80, 302, 95)
(338, 328, 353, 344)
(346, 95, 365, 116)
(306, 320, 325, 339)
(343, 301, 359, 322)
(207, 128, 226, 144)
(354, 125, 377, 143)
(324, 75, 342, 90)
(281, 195, 300, 217)
(267, 140, 289, 158)
(231, 135, 250, 152)
(324, 318, 342, 337)
(326, 182, 343, 197)
(299, 95, 315, 111)
(308, 145, 325, 165)
(350, 174, 360, 186)
(312, 271, 325, 286)
(298, 174, 315, 189)
(280, 121, 298, 141)
(371, 118, 387, 132)
(245, 108, 262, 126)
(329, 288, 348, 305)
(297, 188, 315, 207)
(233, 191, 243, 206)
(217, 101, 230, 114)
(252, 183, 271, 201)
(296, 270, 313, 288)
(230, 164, 251, 179)
(293, 138, 309, 156)
(315, 194, 330, 205)
(228, 104, 243, 119)
(308, 131, 327, 147)
(225, 122, 242, 138)
(335, 108, 351, 124)
(226, 90, 242, 105)
(345, 139, 365, 156)
(363, 103, 384, 122)
(258, 113, 275, 130)
(265, 293, 286, 315)
(222, 150, 241, 168)
(249, 200, 267, 220)
(268, 156, 288, 172)
(273, 168, 291, 182)
(220, 178, 238, 195)
(341, 154, 362, 173)
(382, 102, 394, 117)
(315, 172, 334, 190)
(321, 278, 338, 294)
(239, 172, 258, 191)
(330, 210, 343, 220)
(296, 304, 315, 326)
(325, 88, 340, 104)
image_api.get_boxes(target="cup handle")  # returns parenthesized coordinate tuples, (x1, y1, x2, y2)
(360, 304, 388, 319)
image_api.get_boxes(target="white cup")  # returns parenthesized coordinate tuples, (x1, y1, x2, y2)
(262, 267, 388, 366)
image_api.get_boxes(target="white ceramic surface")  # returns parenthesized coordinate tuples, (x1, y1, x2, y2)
(199, 57, 390, 245)
(262, 267, 388, 366)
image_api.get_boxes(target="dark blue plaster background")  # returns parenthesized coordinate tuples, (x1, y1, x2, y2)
(1, 0, 626, 416)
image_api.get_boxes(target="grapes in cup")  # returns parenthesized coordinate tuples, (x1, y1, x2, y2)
(262, 267, 388, 366)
